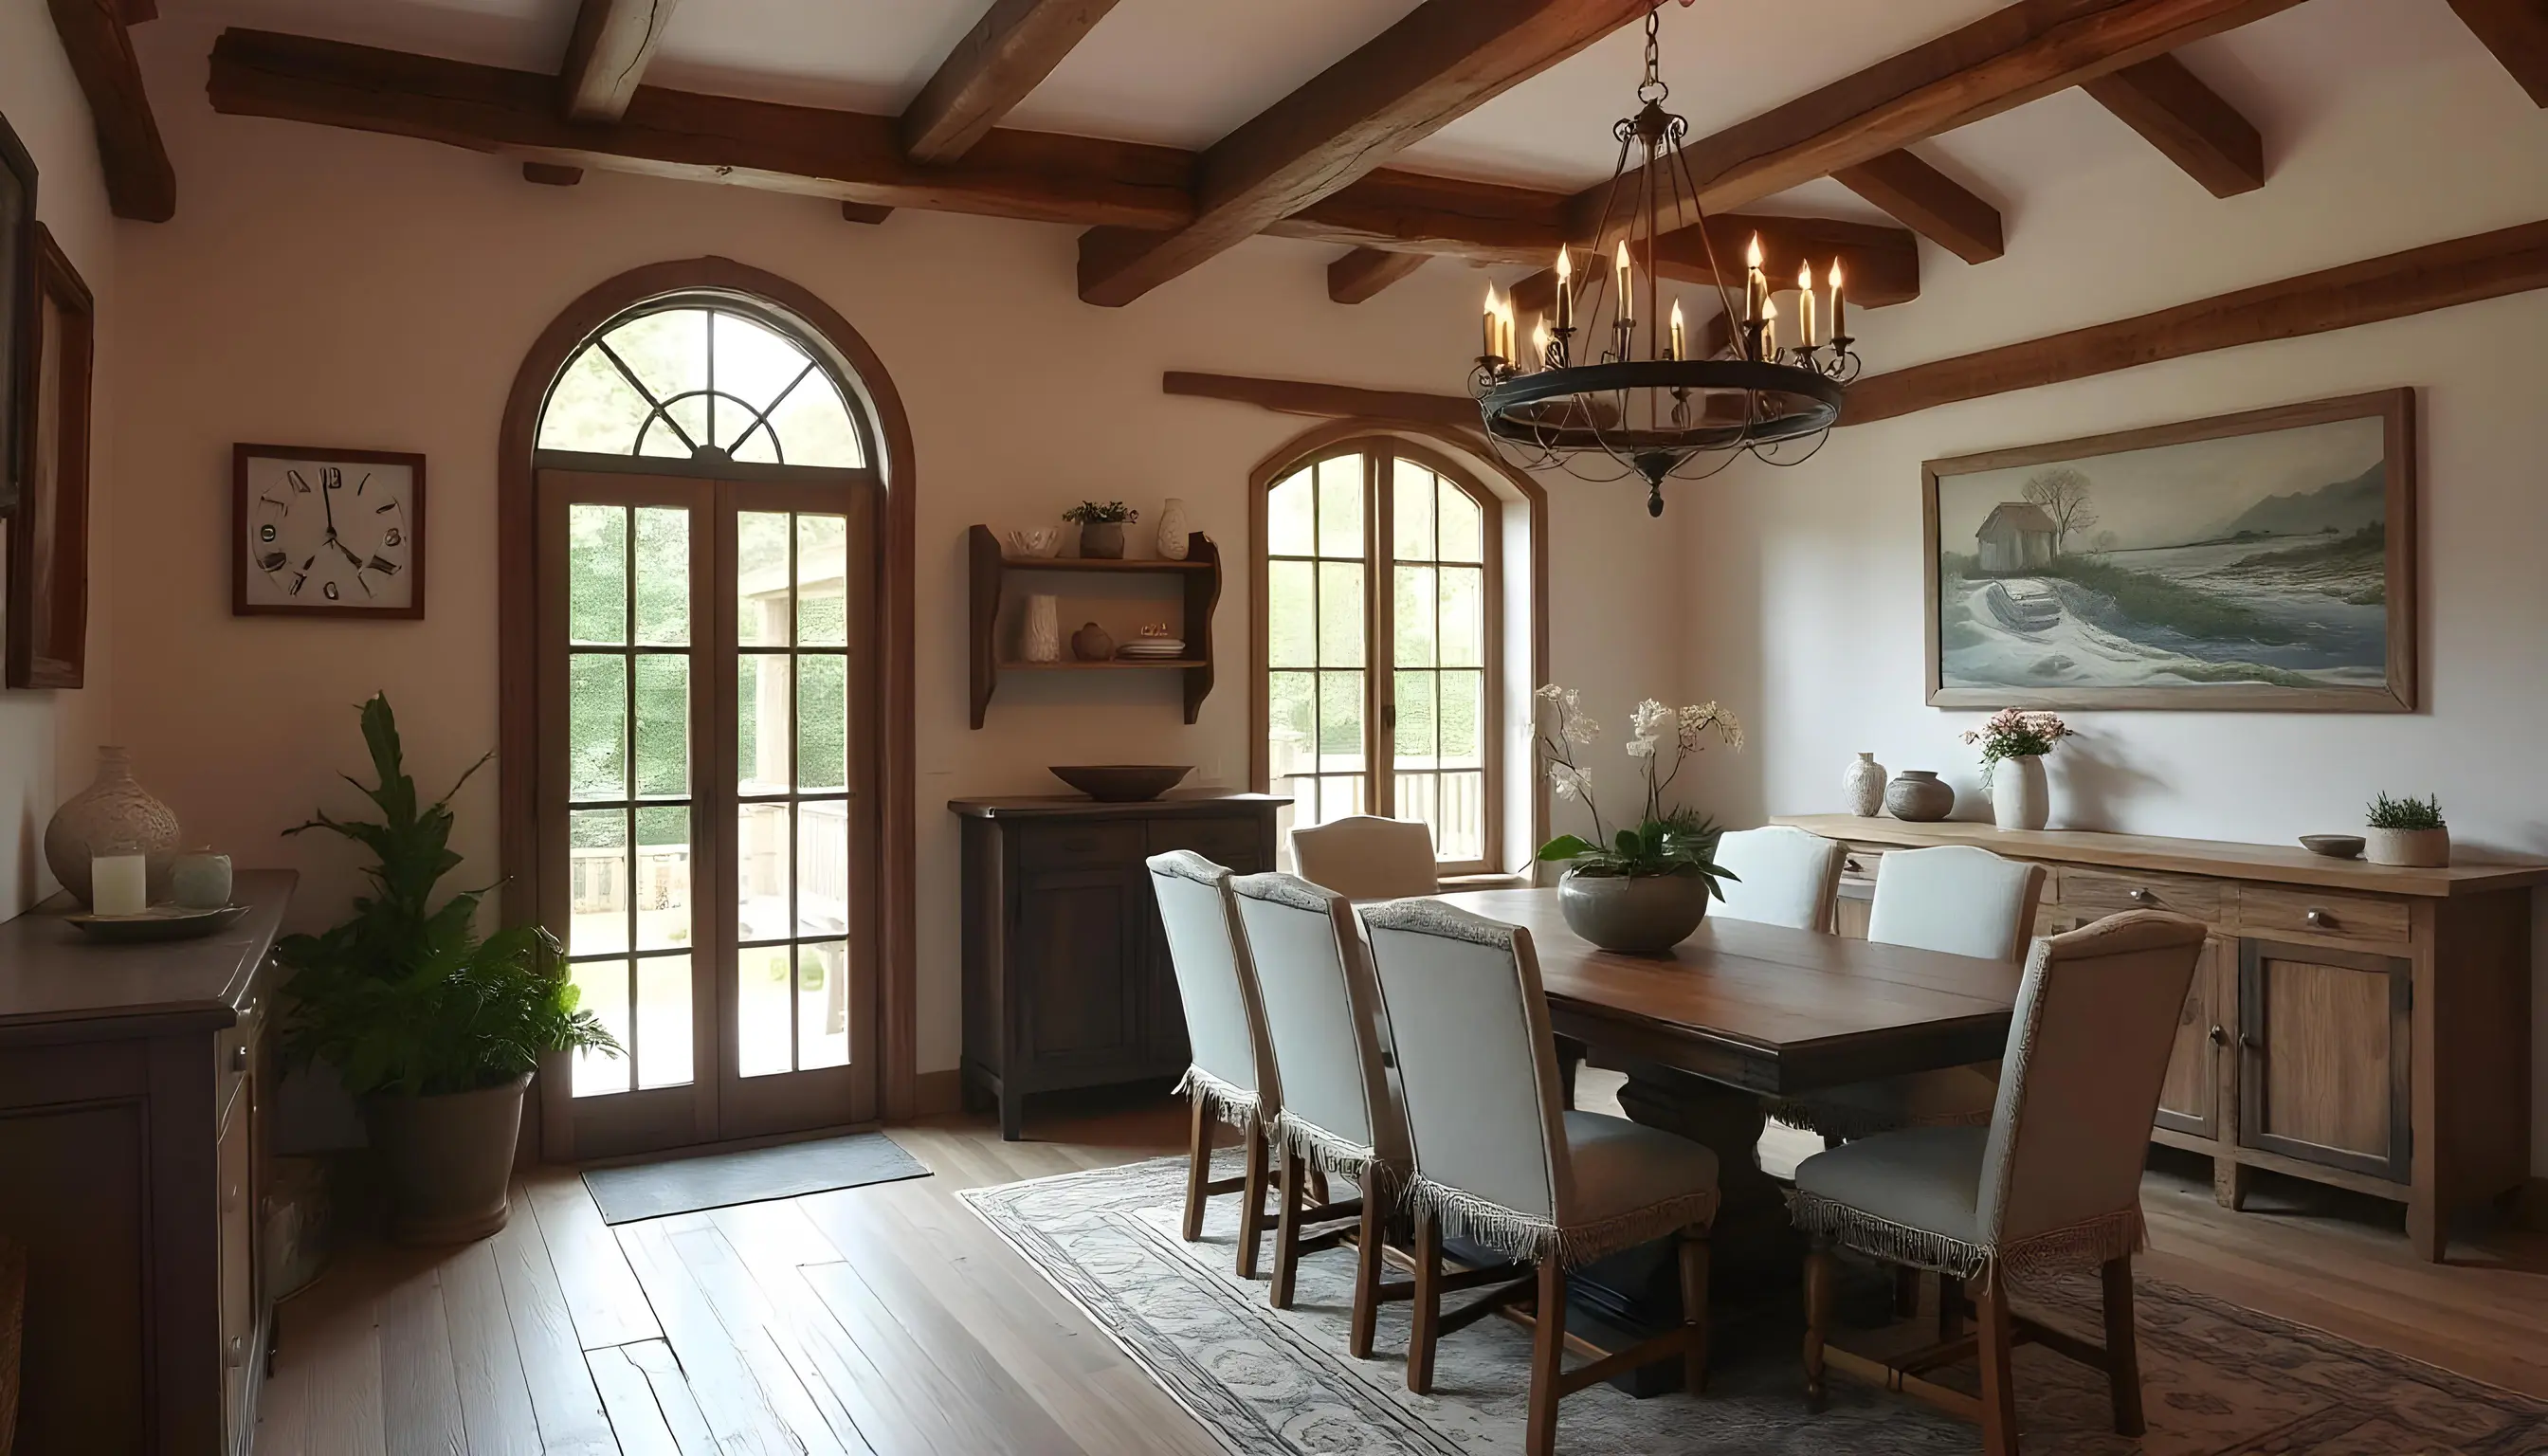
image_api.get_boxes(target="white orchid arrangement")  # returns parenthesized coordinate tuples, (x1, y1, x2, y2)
(1535, 684, 1744, 884)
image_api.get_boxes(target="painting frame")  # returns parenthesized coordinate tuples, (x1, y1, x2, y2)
(0, 109, 36, 518)
(8, 225, 94, 689)
(1922, 389, 2416, 713)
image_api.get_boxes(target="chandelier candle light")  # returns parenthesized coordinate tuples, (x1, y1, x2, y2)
(1468, 2, 1862, 517)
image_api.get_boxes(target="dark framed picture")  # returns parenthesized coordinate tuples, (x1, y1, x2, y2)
(1923, 389, 2415, 713)
(232, 445, 428, 618)
(8, 226, 94, 688)
(0, 110, 37, 517)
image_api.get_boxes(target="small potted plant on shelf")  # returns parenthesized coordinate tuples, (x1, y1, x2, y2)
(1064, 500, 1139, 559)
(1534, 686, 1742, 956)
(2364, 792, 2448, 867)
(1961, 707, 2075, 831)
(276, 695, 620, 1244)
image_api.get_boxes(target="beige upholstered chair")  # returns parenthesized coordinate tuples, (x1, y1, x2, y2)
(1146, 851, 1282, 1278)
(1710, 826, 1846, 932)
(1289, 815, 1439, 900)
(1360, 898, 1719, 1456)
(1792, 911, 2209, 1456)
(1231, 872, 1411, 1350)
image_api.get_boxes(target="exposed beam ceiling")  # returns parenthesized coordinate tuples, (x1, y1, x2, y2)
(1162, 372, 1482, 431)
(1832, 150, 2004, 264)
(558, 0, 682, 122)
(2081, 54, 2264, 195)
(2446, 0, 2548, 107)
(1074, 0, 1651, 307)
(1273, 172, 1574, 264)
(901, 0, 1124, 163)
(1327, 248, 1432, 304)
(840, 202, 895, 224)
(47, 0, 175, 221)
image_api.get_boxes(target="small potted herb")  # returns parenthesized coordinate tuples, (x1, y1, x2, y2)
(2364, 792, 2448, 867)
(1534, 687, 1742, 955)
(1063, 500, 1139, 559)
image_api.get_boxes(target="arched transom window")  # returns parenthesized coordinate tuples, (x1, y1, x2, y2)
(539, 302, 867, 466)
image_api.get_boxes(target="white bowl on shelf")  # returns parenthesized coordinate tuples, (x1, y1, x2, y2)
(1006, 528, 1063, 558)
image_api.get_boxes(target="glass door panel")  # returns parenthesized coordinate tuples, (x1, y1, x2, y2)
(1265, 455, 1371, 859)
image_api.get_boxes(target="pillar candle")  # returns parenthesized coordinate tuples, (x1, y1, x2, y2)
(92, 853, 149, 917)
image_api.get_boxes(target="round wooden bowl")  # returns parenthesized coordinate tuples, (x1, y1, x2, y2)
(1048, 764, 1192, 802)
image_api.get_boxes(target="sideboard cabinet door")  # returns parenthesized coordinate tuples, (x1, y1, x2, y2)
(2153, 935, 2234, 1141)
(1013, 868, 1147, 1075)
(2236, 937, 2412, 1181)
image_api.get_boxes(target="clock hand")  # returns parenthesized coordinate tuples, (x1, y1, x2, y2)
(329, 537, 364, 568)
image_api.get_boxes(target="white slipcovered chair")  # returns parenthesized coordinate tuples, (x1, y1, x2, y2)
(1709, 826, 1846, 932)
(1792, 910, 2210, 1456)
(1359, 898, 1720, 1456)
(1289, 814, 1439, 900)
(1230, 871, 1411, 1349)
(1146, 851, 1281, 1278)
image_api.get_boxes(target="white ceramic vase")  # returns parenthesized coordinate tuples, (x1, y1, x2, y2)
(45, 746, 183, 905)
(1992, 754, 2049, 831)
(1021, 593, 1062, 663)
(1844, 753, 1886, 816)
(1155, 498, 1192, 560)
(2365, 826, 2448, 867)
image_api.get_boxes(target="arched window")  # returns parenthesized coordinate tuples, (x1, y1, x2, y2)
(539, 301, 866, 466)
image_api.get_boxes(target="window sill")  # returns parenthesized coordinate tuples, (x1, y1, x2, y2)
(1438, 871, 1533, 892)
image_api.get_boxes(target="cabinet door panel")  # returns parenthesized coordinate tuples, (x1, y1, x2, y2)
(2238, 938, 2410, 1181)
(1013, 870, 1144, 1070)
(2154, 936, 2230, 1139)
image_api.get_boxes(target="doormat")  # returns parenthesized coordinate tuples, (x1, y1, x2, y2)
(582, 1132, 929, 1224)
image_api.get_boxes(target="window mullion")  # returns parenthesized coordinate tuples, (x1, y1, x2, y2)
(1369, 449, 1391, 820)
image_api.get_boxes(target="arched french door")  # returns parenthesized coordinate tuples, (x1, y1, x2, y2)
(500, 264, 915, 1161)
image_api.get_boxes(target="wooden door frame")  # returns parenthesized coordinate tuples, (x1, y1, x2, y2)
(501, 257, 919, 1159)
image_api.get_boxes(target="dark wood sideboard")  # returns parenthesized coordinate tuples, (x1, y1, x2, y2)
(0, 869, 292, 1455)
(1781, 815, 2541, 1261)
(955, 792, 1285, 1139)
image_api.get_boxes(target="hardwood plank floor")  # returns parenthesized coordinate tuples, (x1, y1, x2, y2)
(258, 1084, 2547, 1456)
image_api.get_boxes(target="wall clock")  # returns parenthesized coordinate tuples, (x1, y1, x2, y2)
(232, 444, 427, 618)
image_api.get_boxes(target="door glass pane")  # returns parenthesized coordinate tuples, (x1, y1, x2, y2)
(737, 654, 790, 794)
(1394, 566, 1436, 667)
(797, 801, 850, 938)
(1315, 456, 1362, 557)
(568, 809, 628, 957)
(1437, 480, 1484, 562)
(796, 656, 846, 792)
(737, 802, 792, 943)
(797, 941, 850, 1070)
(1267, 561, 1314, 668)
(1440, 670, 1484, 768)
(632, 805, 692, 953)
(1395, 773, 1439, 843)
(633, 655, 688, 798)
(1267, 671, 1314, 786)
(737, 511, 791, 646)
(634, 955, 693, 1089)
(736, 942, 793, 1079)
(1319, 671, 1364, 776)
(796, 515, 847, 646)
(632, 507, 689, 646)
(1438, 772, 1486, 864)
(569, 654, 628, 802)
(1317, 563, 1363, 666)
(1393, 460, 1435, 560)
(1394, 669, 1436, 763)
(569, 504, 628, 646)
(570, 961, 631, 1098)
(1439, 566, 1484, 668)
(1267, 468, 1313, 556)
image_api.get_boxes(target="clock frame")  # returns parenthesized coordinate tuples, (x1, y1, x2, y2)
(231, 443, 428, 619)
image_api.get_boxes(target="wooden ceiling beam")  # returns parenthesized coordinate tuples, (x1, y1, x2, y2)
(1162, 372, 1482, 431)
(1274, 170, 1576, 264)
(1832, 149, 2004, 264)
(901, 0, 1124, 163)
(1327, 248, 1432, 303)
(2081, 53, 2263, 196)
(559, 0, 682, 122)
(1075, 0, 1649, 307)
(2446, 0, 2548, 107)
(840, 202, 895, 224)
(1844, 218, 2548, 425)
(46, 0, 175, 221)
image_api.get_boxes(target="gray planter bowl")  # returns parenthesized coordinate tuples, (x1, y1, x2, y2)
(1557, 869, 1711, 956)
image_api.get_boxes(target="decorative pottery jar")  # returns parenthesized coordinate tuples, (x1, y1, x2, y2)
(1021, 594, 1062, 663)
(1884, 771, 1955, 823)
(1844, 753, 1886, 817)
(1071, 622, 1117, 662)
(1155, 499, 1192, 560)
(46, 747, 183, 905)
(1991, 755, 2050, 831)
(173, 848, 235, 910)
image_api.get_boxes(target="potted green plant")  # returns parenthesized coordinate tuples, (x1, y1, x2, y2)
(2364, 792, 2448, 868)
(276, 695, 620, 1244)
(1534, 687, 1741, 955)
(1063, 500, 1138, 558)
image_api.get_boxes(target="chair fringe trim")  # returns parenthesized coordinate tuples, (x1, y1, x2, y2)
(1270, 1114, 1400, 1199)
(1230, 872, 1338, 915)
(1174, 1065, 1260, 1134)
(1764, 1098, 1993, 1143)
(1788, 1192, 2146, 1291)
(1356, 897, 1516, 950)
(1405, 1177, 1717, 1270)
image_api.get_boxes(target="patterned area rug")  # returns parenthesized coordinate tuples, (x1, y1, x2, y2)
(961, 1153, 2548, 1455)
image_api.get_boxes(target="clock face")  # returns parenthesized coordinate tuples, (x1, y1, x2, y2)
(235, 448, 424, 616)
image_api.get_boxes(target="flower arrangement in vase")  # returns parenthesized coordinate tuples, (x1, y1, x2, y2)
(1063, 500, 1138, 559)
(1961, 708, 2074, 831)
(1533, 685, 1742, 955)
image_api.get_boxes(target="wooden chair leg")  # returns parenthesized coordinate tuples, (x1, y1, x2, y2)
(1802, 1238, 1834, 1410)
(1407, 1207, 1442, 1394)
(1270, 1145, 1304, 1309)
(1676, 1226, 1710, 1395)
(2102, 1254, 2145, 1437)
(1235, 1127, 1271, 1281)
(1525, 1260, 1568, 1456)
(1180, 1096, 1211, 1243)
(1349, 1169, 1386, 1359)
(1306, 1167, 1331, 1208)
(1892, 1264, 1921, 1319)
(1975, 1272, 2019, 1456)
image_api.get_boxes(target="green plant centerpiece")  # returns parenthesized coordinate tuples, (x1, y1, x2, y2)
(2363, 792, 2449, 868)
(1064, 500, 1138, 558)
(1533, 686, 1742, 955)
(277, 694, 618, 1243)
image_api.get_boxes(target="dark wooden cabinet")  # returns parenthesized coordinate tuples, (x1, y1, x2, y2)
(955, 794, 1283, 1139)
(0, 870, 294, 1455)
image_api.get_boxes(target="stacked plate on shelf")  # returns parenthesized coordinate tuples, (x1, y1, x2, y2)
(1117, 636, 1187, 661)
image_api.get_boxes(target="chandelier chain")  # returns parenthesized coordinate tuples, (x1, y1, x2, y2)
(1637, 7, 1667, 104)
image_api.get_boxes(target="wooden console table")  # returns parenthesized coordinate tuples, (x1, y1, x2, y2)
(1779, 816, 2540, 1261)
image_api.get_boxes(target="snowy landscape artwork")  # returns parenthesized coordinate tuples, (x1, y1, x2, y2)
(1924, 391, 2412, 711)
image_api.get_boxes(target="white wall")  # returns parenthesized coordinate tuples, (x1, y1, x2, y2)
(0, 0, 118, 918)
(1679, 10, 2548, 1169)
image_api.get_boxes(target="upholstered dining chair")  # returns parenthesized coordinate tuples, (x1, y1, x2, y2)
(1360, 898, 1720, 1456)
(1146, 851, 1282, 1279)
(1710, 826, 1847, 931)
(1790, 910, 2209, 1456)
(1231, 872, 1412, 1351)
(1289, 814, 1439, 900)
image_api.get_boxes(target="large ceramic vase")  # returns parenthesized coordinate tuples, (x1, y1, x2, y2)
(45, 746, 183, 905)
(1844, 753, 1887, 816)
(1992, 755, 2050, 831)
(363, 1074, 531, 1244)
(1558, 869, 1709, 956)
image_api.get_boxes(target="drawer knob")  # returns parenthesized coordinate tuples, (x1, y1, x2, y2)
(2129, 887, 2154, 903)
(2304, 907, 2334, 928)
(230, 1045, 250, 1073)
(2208, 1025, 2228, 1046)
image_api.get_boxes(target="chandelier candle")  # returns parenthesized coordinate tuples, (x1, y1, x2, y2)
(1798, 263, 1816, 348)
(1668, 300, 1685, 361)
(1555, 246, 1574, 330)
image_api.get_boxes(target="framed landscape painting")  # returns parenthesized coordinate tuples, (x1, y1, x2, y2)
(1923, 389, 2414, 712)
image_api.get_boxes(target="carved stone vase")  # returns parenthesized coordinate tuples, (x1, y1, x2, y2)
(1155, 499, 1192, 560)
(46, 746, 183, 905)
(1844, 753, 1887, 816)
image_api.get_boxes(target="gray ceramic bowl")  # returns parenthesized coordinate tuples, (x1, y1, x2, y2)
(1049, 764, 1192, 802)
(2299, 834, 2366, 860)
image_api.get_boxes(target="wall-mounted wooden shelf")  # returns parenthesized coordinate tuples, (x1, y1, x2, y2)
(967, 524, 1220, 728)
